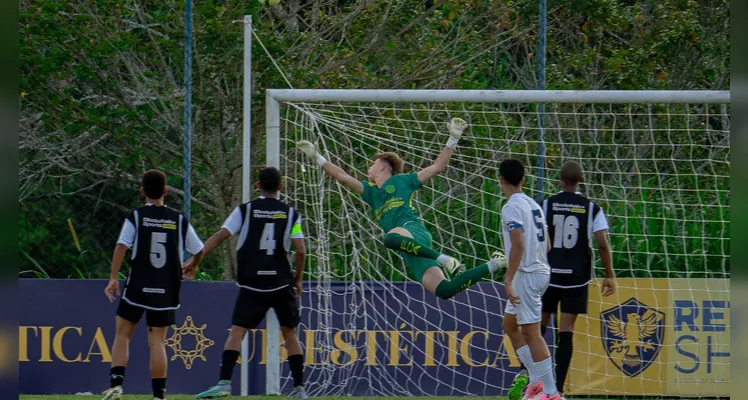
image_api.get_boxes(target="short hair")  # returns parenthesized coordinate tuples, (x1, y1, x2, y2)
(499, 159, 525, 186)
(560, 160, 583, 185)
(258, 166, 283, 192)
(142, 169, 167, 199)
(374, 152, 404, 175)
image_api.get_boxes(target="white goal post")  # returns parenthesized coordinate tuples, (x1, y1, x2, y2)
(244, 89, 730, 396)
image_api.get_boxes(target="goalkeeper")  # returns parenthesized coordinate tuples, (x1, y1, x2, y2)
(297, 118, 503, 299)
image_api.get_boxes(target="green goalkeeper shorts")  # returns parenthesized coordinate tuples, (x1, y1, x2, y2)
(398, 222, 441, 283)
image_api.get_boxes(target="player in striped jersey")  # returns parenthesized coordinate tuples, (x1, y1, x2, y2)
(102, 169, 205, 400)
(540, 161, 615, 397)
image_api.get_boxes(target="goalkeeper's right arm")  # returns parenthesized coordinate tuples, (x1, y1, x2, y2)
(297, 140, 364, 194)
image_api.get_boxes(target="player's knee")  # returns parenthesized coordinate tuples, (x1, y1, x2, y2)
(280, 326, 298, 340)
(435, 291, 452, 300)
(146, 328, 167, 348)
(228, 325, 248, 341)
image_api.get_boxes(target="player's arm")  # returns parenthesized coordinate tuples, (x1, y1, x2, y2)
(506, 229, 525, 283)
(292, 237, 306, 294)
(109, 244, 128, 281)
(296, 140, 364, 194)
(417, 118, 468, 183)
(290, 215, 306, 297)
(595, 230, 613, 278)
(202, 228, 232, 255)
(106, 216, 135, 302)
(592, 205, 615, 296)
(182, 222, 206, 279)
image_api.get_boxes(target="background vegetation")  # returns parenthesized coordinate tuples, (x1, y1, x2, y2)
(18, 0, 730, 280)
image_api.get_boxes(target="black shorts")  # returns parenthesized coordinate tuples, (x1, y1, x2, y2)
(232, 286, 299, 329)
(541, 285, 589, 315)
(117, 300, 176, 328)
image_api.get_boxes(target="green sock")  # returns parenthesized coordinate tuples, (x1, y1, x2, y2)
(434, 264, 491, 300)
(384, 233, 441, 260)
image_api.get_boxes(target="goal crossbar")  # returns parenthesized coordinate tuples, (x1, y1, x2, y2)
(267, 89, 730, 104)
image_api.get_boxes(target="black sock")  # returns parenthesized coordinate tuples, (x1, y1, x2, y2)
(288, 354, 304, 387)
(152, 378, 166, 399)
(220, 350, 240, 381)
(556, 331, 574, 393)
(110, 366, 125, 388)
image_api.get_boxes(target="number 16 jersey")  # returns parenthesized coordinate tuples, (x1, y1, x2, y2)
(542, 191, 609, 288)
(501, 192, 550, 274)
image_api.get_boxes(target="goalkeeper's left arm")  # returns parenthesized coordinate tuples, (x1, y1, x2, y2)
(416, 117, 468, 183)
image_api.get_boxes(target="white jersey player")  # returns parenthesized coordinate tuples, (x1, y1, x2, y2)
(498, 159, 560, 400)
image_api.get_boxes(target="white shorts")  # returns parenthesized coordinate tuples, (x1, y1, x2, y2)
(504, 270, 550, 325)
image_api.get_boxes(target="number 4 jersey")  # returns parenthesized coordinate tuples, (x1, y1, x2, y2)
(117, 204, 205, 310)
(221, 196, 304, 292)
(501, 192, 550, 274)
(542, 191, 609, 288)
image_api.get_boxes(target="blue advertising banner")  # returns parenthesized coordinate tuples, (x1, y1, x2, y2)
(20, 279, 528, 396)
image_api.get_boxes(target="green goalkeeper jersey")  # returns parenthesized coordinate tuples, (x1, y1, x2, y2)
(360, 172, 424, 233)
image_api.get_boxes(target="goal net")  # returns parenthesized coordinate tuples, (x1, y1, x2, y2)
(261, 90, 730, 397)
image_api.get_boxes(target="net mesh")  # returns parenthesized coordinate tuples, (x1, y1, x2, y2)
(275, 100, 730, 396)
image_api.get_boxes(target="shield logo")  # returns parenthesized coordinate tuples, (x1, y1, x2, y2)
(600, 297, 665, 377)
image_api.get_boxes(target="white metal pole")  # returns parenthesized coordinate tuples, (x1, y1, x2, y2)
(265, 93, 282, 395)
(266, 89, 730, 104)
(240, 14, 252, 398)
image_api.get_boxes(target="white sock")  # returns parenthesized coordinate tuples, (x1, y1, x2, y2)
(516, 345, 533, 376)
(487, 260, 499, 272)
(534, 357, 558, 395)
(437, 254, 450, 264)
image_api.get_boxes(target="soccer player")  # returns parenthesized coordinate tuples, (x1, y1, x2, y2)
(102, 169, 206, 400)
(295, 118, 504, 300)
(498, 159, 560, 400)
(540, 161, 615, 396)
(193, 167, 308, 399)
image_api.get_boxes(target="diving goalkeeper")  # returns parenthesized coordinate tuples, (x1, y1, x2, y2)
(296, 118, 503, 300)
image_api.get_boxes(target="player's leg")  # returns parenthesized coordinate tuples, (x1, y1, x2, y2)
(503, 277, 536, 400)
(384, 226, 462, 273)
(102, 303, 139, 400)
(518, 272, 559, 398)
(419, 253, 503, 300)
(145, 310, 174, 400)
(515, 288, 558, 378)
(554, 285, 587, 396)
(274, 287, 307, 398)
(197, 289, 267, 399)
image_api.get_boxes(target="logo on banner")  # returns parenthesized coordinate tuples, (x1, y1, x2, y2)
(601, 297, 665, 377)
(165, 316, 215, 369)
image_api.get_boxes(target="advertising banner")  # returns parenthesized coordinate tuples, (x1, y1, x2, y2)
(20, 278, 729, 396)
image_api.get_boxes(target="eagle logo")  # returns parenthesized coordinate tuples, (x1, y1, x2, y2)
(601, 297, 665, 377)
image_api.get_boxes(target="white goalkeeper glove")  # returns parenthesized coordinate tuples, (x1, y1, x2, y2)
(297, 140, 327, 167)
(446, 117, 468, 149)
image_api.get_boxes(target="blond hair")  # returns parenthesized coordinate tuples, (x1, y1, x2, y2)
(374, 152, 404, 175)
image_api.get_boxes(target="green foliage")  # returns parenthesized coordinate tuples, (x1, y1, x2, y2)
(19, 0, 729, 280)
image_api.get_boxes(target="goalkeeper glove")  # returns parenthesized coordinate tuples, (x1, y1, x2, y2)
(446, 117, 468, 149)
(297, 140, 327, 167)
